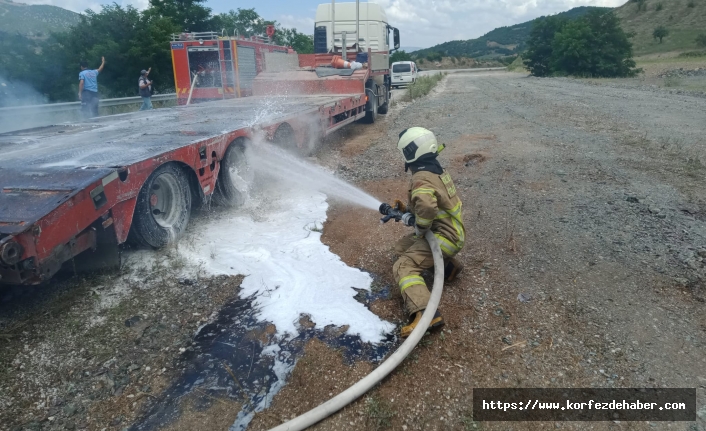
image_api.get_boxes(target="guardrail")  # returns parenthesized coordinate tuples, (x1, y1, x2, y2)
(0, 93, 177, 115)
(0, 94, 177, 134)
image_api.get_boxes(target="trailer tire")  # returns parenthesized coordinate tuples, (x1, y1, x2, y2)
(213, 138, 253, 208)
(129, 163, 192, 249)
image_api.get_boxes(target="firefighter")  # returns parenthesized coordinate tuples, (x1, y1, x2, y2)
(393, 127, 465, 338)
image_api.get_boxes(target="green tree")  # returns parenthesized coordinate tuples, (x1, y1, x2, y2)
(696, 33, 706, 47)
(525, 10, 637, 78)
(274, 27, 314, 54)
(551, 10, 637, 77)
(145, 0, 211, 32)
(211, 8, 270, 37)
(653, 26, 669, 43)
(45, 4, 179, 100)
(523, 16, 567, 77)
(390, 50, 412, 64)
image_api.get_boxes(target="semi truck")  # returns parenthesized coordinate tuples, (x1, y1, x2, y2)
(0, 2, 399, 286)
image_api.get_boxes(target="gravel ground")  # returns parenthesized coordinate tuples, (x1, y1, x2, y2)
(2, 71, 706, 431)
(252, 71, 706, 430)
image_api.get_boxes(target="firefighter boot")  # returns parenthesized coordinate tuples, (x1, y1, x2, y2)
(444, 257, 464, 283)
(400, 310, 445, 338)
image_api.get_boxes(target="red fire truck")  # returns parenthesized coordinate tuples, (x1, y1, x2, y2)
(0, 3, 399, 286)
(170, 31, 294, 104)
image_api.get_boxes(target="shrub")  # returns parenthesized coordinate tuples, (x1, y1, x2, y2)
(655, 3, 664, 11)
(507, 56, 526, 72)
(405, 73, 444, 101)
(678, 50, 706, 57)
(696, 33, 706, 47)
(687, 1, 695, 7)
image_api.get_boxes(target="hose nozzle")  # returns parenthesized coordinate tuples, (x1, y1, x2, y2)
(379, 202, 415, 226)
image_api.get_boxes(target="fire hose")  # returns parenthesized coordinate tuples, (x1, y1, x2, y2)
(267, 204, 445, 431)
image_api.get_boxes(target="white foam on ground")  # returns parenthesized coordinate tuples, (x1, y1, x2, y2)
(179, 187, 394, 344)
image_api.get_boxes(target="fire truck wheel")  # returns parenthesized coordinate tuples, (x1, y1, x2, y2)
(129, 163, 192, 249)
(213, 138, 253, 208)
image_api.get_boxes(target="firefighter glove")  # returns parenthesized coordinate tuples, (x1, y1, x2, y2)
(393, 199, 407, 213)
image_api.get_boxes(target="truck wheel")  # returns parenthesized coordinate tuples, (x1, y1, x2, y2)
(213, 138, 253, 208)
(364, 93, 377, 124)
(129, 163, 192, 249)
(378, 100, 389, 115)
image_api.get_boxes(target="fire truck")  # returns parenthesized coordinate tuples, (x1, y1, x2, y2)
(0, 1, 399, 285)
(170, 31, 294, 104)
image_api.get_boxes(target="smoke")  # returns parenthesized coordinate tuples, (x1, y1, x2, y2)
(0, 75, 56, 134)
(0, 75, 47, 108)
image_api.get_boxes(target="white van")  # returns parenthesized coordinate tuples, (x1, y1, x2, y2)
(391, 61, 418, 87)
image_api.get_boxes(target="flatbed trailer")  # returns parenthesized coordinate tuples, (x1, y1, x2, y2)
(0, 91, 370, 285)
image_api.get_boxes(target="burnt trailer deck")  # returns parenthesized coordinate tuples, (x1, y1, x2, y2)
(0, 93, 369, 285)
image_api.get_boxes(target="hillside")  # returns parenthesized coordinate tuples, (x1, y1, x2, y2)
(615, 0, 706, 55)
(412, 6, 610, 59)
(0, 0, 81, 37)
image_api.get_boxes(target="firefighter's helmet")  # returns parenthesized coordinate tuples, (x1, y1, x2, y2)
(397, 127, 441, 163)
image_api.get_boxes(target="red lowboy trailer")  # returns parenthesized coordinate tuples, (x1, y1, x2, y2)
(1, 0, 403, 285)
(0, 35, 393, 285)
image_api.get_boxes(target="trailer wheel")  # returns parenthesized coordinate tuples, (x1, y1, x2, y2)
(129, 163, 192, 249)
(272, 122, 307, 155)
(213, 137, 253, 208)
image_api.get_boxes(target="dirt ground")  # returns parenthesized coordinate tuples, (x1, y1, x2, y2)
(252, 71, 706, 430)
(2, 71, 706, 431)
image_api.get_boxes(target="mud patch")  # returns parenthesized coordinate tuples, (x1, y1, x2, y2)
(462, 153, 488, 167)
(131, 294, 396, 431)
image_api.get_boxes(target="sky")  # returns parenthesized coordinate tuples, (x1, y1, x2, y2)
(20, 0, 627, 49)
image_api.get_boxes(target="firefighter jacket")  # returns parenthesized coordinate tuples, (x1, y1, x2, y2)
(408, 170, 466, 256)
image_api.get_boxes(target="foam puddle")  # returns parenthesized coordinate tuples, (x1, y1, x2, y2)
(131, 180, 395, 430)
(182, 187, 392, 343)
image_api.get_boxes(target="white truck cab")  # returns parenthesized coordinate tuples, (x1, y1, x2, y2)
(314, 2, 399, 54)
(391, 61, 418, 87)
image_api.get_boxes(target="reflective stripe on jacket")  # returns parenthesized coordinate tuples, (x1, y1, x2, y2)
(408, 170, 466, 256)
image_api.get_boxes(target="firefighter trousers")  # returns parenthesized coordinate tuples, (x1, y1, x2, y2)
(393, 233, 459, 316)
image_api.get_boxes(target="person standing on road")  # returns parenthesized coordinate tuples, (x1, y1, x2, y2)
(392, 127, 466, 338)
(139, 68, 153, 110)
(78, 57, 105, 118)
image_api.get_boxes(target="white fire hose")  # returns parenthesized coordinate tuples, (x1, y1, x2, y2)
(267, 231, 445, 431)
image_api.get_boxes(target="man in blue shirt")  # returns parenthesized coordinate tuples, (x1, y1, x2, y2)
(78, 57, 105, 118)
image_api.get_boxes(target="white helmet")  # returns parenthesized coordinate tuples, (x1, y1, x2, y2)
(397, 127, 440, 163)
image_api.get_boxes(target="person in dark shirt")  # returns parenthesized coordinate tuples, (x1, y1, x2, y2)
(138, 68, 153, 111)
